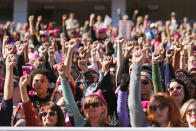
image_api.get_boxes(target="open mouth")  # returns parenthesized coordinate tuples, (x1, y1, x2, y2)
(172, 92, 180, 97)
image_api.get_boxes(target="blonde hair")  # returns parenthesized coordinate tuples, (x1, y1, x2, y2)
(180, 99, 196, 124)
(83, 96, 108, 125)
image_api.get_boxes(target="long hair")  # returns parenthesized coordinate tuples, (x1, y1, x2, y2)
(147, 92, 183, 127)
(180, 99, 196, 126)
(39, 101, 65, 126)
(83, 96, 108, 126)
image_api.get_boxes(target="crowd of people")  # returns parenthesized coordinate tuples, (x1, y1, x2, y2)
(0, 8, 196, 127)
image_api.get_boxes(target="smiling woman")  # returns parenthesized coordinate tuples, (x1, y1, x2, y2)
(167, 78, 190, 108)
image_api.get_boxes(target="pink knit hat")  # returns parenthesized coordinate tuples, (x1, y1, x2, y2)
(39, 30, 49, 36)
(141, 101, 150, 109)
(82, 89, 108, 112)
(96, 27, 107, 36)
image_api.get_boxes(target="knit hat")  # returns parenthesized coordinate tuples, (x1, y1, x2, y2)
(39, 30, 48, 37)
(82, 89, 108, 112)
(96, 27, 107, 36)
(141, 101, 150, 109)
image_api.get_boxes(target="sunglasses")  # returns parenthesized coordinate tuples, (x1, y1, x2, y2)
(149, 103, 167, 112)
(186, 108, 196, 116)
(168, 85, 183, 93)
(40, 111, 57, 117)
(84, 102, 102, 109)
(141, 80, 149, 85)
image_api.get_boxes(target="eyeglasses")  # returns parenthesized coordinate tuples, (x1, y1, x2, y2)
(168, 85, 183, 93)
(84, 102, 102, 109)
(141, 80, 149, 85)
(186, 108, 196, 116)
(40, 111, 57, 117)
(149, 103, 167, 112)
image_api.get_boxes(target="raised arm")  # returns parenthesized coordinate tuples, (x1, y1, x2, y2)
(4, 54, 16, 100)
(0, 54, 16, 126)
(57, 64, 86, 127)
(128, 46, 150, 127)
(152, 51, 163, 93)
(23, 36, 29, 63)
(35, 16, 42, 33)
(29, 15, 35, 35)
(62, 14, 70, 41)
(2, 35, 9, 59)
(117, 40, 135, 86)
(116, 36, 125, 80)
(19, 74, 40, 126)
(165, 49, 175, 89)
(64, 39, 77, 87)
(172, 42, 183, 72)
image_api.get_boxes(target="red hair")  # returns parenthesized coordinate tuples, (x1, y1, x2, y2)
(147, 92, 184, 127)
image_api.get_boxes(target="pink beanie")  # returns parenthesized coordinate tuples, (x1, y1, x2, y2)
(173, 33, 181, 39)
(82, 89, 108, 112)
(154, 41, 160, 49)
(40, 30, 49, 36)
(53, 62, 64, 71)
(28, 51, 39, 61)
(96, 27, 107, 36)
(141, 101, 150, 109)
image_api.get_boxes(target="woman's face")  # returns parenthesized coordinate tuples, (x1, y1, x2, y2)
(141, 76, 153, 99)
(150, 99, 169, 126)
(185, 102, 196, 127)
(41, 108, 58, 126)
(84, 97, 105, 119)
(168, 82, 185, 105)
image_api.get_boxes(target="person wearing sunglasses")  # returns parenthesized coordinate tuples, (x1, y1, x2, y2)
(19, 74, 65, 126)
(147, 92, 183, 127)
(181, 99, 196, 127)
(57, 64, 112, 127)
(167, 78, 190, 108)
(128, 46, 184, 127)
(141, 71, 153, 101)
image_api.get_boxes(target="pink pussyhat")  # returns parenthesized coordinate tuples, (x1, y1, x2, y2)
(141, 101, 150, 109)
(96, 27, 107, 36)
(154, 41, 160, 49)
(39, 30, 49, 36)
(82, 89, 108, 112)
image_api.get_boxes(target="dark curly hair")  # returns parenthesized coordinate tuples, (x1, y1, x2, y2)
(167, 78, 190, 105)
